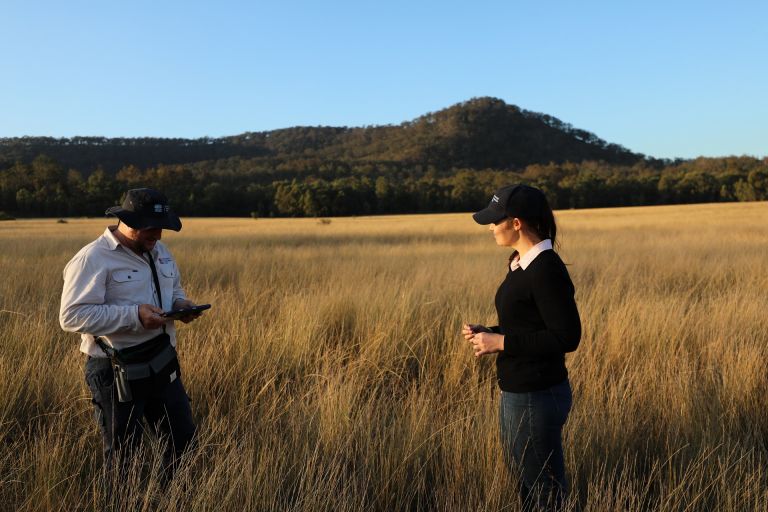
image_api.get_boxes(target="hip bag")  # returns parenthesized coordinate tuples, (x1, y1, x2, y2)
(97, 333, 180, 402)
(96, 251, 180, 402)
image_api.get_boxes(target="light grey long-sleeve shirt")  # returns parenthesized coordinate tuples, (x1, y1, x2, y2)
(60, 226, 187, 357)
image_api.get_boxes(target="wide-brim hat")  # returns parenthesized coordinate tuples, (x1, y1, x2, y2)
(472, 184, 547, 225)
(106, 188, 182, 231)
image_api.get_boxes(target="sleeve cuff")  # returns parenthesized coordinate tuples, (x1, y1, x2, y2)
(132, 304, 143, 332)
(501, 333, 516, 355)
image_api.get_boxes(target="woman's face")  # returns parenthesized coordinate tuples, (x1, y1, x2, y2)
(489, 218, 519, 247)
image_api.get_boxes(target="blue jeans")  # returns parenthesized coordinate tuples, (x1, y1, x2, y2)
(499, 379, 572, 512)
(85, 356, 196, 480)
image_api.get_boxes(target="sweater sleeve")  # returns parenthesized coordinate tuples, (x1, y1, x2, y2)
(502, 261, 581, 357)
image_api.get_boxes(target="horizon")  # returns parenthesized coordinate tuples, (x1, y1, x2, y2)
(2, 0, 766, 160)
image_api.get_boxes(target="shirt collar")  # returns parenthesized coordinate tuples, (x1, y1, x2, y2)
(103, 226, 121, 251)
(520, 238, 552, 270)
(103, 226, 157, 259)
(510, 239, 553, 271)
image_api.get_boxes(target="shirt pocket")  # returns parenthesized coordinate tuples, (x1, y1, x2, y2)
(158, 264, 177, 280)
(158, 263, 178, 309)
(110, 269, 144, 284)
(106, 269, 145, 303)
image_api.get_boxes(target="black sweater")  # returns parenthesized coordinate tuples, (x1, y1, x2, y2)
(491, 250, 581, 392)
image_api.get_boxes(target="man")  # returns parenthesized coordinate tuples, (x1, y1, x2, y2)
(60, 187, 202, 479)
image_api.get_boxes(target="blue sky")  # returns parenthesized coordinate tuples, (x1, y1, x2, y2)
(2, 0, 766, 159)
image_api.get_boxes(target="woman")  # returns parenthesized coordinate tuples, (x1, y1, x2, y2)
(463, 184, 581, 512)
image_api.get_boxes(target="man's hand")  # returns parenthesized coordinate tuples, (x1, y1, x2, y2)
(172, 298, 202, 324)
(138, 304, 166, 330)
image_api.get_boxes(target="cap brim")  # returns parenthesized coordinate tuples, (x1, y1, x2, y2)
(472, 205, 507, 225)
(106, 207, 182, 232)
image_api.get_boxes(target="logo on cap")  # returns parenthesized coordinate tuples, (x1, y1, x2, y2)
(154, 204, 170, 213)
(492, 195, 500, 203)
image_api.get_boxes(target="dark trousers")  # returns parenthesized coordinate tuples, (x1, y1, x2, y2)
(85, 356, 197, 479)
(499, 379, 572, 512)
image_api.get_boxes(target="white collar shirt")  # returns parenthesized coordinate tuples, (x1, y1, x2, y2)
(60, 226, 187, 357)
(510, 238, 553, 272)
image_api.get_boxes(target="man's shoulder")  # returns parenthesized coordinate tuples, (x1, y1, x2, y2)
(64, 234, 114, 270)
(154, 241, 175, 258)
(73, 236, 105, 258)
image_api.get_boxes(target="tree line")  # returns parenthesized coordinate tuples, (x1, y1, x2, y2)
(1, 155, 765, 219)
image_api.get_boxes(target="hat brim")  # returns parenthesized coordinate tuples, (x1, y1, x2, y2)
(106, 207, 182, 231)
(472, 205, 507, 225)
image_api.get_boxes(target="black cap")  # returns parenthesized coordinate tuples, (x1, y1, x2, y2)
(472, 184, 548, 225)
(105, 188, 182, 231)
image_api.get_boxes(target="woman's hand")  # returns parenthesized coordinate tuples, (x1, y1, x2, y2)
(462, 323, 490, 340)
(463, 324, 504, 357)
(471, 332, 504, 357)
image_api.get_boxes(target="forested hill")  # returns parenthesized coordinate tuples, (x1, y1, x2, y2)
(0, 97, 643, 172)
(1, 97, 766, 218)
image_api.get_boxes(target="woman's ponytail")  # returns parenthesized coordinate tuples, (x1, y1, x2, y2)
(505, 185, 558, 264)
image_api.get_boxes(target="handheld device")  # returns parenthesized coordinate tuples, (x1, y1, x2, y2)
(161, 304, 211, 319)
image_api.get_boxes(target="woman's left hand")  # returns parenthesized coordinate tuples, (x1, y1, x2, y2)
(470, 332, 504, 357)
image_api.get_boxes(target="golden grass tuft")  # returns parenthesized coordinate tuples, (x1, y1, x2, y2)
(0, 202, 766, 510)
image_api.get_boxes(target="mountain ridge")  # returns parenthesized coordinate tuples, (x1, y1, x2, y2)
(0, 97, 646, 173)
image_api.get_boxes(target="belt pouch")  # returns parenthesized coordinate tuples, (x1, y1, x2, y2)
(112, 333, 180, 402)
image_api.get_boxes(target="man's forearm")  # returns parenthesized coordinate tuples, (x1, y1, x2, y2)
(59, 303, 142, 336)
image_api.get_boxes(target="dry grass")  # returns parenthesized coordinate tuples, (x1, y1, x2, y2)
(1, 202, 767, 511)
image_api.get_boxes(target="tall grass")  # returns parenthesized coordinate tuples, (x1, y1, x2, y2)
(0, 202, 766, 511)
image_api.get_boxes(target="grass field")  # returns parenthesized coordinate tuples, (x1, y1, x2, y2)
(1, 202, 767, 511)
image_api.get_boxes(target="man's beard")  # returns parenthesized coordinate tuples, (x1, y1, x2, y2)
(128, 237, 151, 254)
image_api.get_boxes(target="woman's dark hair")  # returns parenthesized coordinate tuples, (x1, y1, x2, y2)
(508, 192, 558, 264)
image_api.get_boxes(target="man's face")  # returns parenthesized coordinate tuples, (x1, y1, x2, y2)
(124, 226, 163, 253)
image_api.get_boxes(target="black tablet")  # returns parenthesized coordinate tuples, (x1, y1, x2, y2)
(162, 304, 211, 319)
